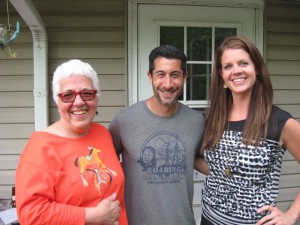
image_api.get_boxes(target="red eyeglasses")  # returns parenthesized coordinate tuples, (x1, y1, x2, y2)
(58, 90, 97, 103)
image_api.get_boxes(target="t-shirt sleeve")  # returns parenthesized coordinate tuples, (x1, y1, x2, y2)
(15, 139, 85, 225)
(108, 116, 122, 155)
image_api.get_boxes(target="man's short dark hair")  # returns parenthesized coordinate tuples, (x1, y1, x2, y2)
(148, 45, 187, 75)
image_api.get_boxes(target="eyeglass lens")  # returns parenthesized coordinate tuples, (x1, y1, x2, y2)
(58, 90, 97, 103)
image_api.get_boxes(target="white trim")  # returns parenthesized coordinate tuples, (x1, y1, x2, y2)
(129, 0, 263, 6)
(128, 1, 139, 105)
(9, 0, 48, 131)
(254, 1, 265, 54)
(128, 0, 264, 106)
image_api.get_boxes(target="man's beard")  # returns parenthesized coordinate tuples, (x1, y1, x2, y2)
(155, 89, 182, 107)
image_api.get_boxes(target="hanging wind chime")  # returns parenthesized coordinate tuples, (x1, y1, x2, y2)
(0, 0, 20, 58)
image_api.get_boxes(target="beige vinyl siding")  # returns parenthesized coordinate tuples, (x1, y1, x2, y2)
(0, 0, 126, 205)
(0, 1, 34, 204)
(266, 0, 300, 215)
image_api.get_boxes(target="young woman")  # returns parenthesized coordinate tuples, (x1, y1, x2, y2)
(198, 36, 300, 225)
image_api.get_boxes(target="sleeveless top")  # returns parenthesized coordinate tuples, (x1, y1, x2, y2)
(202, 106, 293, 225)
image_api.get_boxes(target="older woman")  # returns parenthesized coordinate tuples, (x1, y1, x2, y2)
(15, 59, 128, 225)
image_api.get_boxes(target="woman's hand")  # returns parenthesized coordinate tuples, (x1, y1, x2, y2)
(256, 205, 297, 225)
(86, 193, 121, 225)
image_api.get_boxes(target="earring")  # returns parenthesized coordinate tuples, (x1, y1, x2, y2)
(223, 83, 227, 89)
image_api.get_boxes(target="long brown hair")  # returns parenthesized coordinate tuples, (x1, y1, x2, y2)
(200, 36, 273, 153)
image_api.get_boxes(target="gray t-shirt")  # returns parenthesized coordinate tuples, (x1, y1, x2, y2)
(109, 101, 205, 225)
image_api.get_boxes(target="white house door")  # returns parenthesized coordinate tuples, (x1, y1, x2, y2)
(129, 0, 264, 223)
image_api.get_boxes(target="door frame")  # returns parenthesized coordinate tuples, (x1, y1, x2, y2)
(127, 0, 264, 106)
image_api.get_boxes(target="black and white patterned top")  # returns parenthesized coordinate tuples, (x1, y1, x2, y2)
(202, 106, 293, 225)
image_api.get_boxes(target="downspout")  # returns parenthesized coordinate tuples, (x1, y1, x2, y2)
(9, 0, 48, 131)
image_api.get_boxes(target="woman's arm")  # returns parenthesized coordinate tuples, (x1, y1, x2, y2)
(16, 163, 120, 225)
(194, 155, 209, 175)
(256, 192, 300, 225)
(257, 118, 300, 225)
(281, 118, 300, 163)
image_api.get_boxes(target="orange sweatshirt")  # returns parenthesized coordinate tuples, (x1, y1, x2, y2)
(15, 123, 127, 225)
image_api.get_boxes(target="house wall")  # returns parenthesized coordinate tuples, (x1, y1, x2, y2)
(0, 0, 126, 206)
(266, 0, 300, 213)
(0, 0, 299, 221)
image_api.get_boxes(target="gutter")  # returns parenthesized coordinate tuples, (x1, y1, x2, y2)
(9, 0, 48, 131)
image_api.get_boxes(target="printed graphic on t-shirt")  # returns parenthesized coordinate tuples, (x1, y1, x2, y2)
(138, 131, 187, 184)
(74, 146, 117, 191)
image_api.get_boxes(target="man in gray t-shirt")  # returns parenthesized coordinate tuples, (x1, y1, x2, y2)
(109, 45, 205, 225)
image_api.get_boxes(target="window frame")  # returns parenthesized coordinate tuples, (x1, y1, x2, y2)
(158, 21, 242, 109)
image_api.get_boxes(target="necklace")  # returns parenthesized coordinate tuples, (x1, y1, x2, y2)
(224, 132, 240, 178)
(224, 156, 232, 177)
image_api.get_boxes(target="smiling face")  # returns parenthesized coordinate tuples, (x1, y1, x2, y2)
(220, 48, 257, 98)
(148, 57, 187, 108)
(57, 75, 98, 136)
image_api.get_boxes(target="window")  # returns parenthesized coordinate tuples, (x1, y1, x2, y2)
(160, 25, 237, 109)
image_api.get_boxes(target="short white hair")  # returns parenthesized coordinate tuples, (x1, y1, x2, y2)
(52, 59, 100, 104)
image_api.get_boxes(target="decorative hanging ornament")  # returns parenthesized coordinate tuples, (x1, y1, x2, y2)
(0, 0, 20, 58)
(0, 21, 19, 49)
